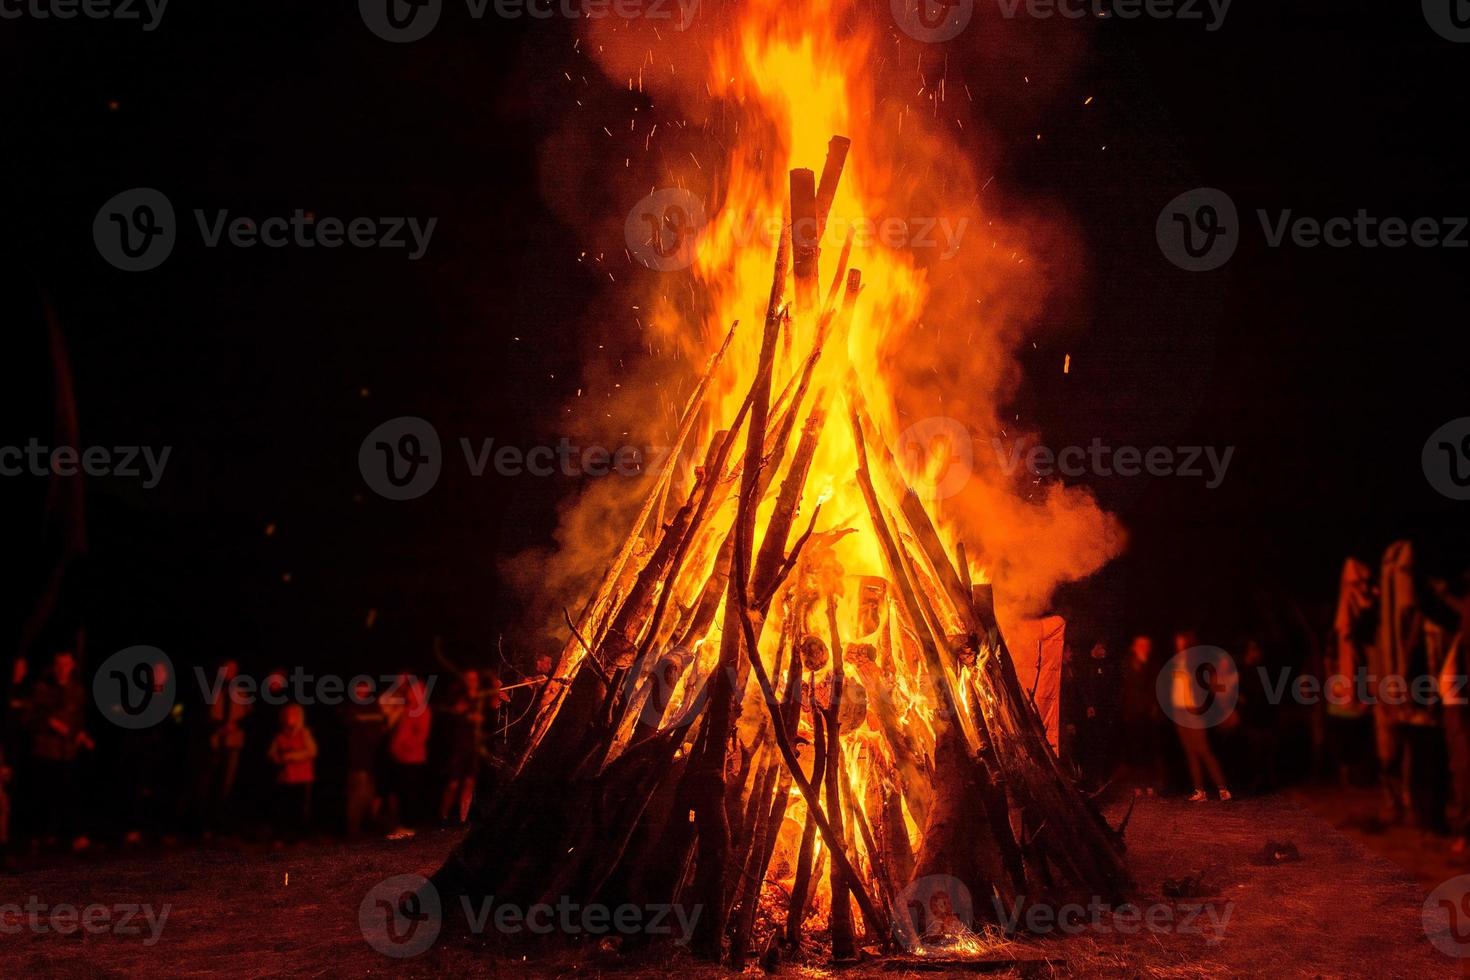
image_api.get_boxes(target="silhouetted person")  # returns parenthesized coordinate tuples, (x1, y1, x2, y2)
(3, 657, 30, 851)
(1168, 630, 1232, 802)
(28, 651, 94, 850)
(440, 671, 484, 825)
(267, 704, 317, 840)
(197, 659, 250, 833)
(1119, 635, 1164, 795)
(341, 679, 386, 838)
(1436, 575, 1470, 855)
(120, 654, 179, 844)
(1073, 640, 1117, 789)
(382, 675, 432, 837)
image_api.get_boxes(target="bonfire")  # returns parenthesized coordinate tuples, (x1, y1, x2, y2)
(436, 0, 1129, 968)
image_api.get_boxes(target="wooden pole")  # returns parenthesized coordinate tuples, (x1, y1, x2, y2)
(790, 169, 819, 316)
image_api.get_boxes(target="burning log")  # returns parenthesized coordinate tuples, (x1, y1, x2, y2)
(752, 406, 825, 603)
(727, 618, 803, 968)
(728, 512, 889, 950)
(823, 597, 856, 960)
(517, 318, 740, 776)
(848, 403, 1026, 922)
(845, 641, 932, 829)
(686, 226, 788, 958)
(815, 136, 851, 233)
(784, 702, 826, 949)
(790, 168, 819, 315)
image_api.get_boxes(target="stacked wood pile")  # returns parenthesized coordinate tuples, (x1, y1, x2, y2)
(433, 135, 1129, 968)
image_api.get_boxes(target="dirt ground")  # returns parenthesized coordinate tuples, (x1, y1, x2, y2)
(0, 794, 1459, 978)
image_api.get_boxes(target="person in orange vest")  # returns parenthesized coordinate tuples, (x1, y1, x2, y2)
(266, 703, 318, 840)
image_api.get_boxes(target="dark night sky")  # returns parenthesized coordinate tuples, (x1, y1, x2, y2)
(3, 3, 1468, 679)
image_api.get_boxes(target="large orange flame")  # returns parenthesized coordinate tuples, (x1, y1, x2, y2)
(523, 0, 1124, 947)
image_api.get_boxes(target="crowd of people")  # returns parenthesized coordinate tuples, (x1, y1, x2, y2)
(0, 651, 537, 863)
(4, 538, 1467, 867)
(1066, 629, 1257, 804)
(1063, 538, 1470, 858)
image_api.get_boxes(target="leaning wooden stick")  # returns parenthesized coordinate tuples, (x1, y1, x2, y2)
(731, 503, 890, 949)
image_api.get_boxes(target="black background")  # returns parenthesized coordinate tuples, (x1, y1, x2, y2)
(3, 1, 1468, 682)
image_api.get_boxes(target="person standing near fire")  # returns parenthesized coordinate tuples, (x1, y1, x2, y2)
(1168, 630, 1232, 802)
(1434, 571, 1470, 855)
(27, 650, 95, 851)
(341, 678, 387, 838)
(1119, 635, 1165, 795)
(266, 703, 318, 841)
(1, 656, 30, 863)
(197, 659, 250, 834)
(382, 675, 432, 837)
